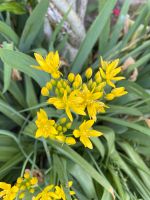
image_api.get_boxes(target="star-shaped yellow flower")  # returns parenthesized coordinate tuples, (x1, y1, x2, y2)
(0, 182, 18, 200)
(48, 90, 86, 121)
(79, 84, 107, 121)
(33, 51, 61, 79)
(73, 120, 103, 149)
(32, 185, 58, 200)
(55, 181, 75, 200)
(35, 109, 57, 138)
(105, 87, 128, 100)
(100, 57, 125, 88)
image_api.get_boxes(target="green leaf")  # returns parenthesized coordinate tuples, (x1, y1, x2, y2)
(106, 105, 143, 116)
(101, 190, 112, 200)
(2, 42, 13, 93)
(121, 4, 150, 49)
(71, 0, 117, 73)
(25, 76, 38, 116)
(99, 116, 150, 136)
(19, 0, 49, 51)
(68, 162, 97, 199)
(49, 8, 71, 51)
(53, 154, 72, 200)
(48, 140, 115, 196)
(0, 99, 24, 126)
(119, 142, 150, 186)
(127, 53, 150, 74)
(0, 49, 49, 86)
(108, 0, 131, 49)
(0, 21, 19, 45)
(0, 2, 26, 14)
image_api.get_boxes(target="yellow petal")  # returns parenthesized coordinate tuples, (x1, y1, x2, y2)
(90, 130, 103, 137)
(107, 59, 119, 73)
(73, 130, 80, 138)
(66, 106, 73, 121)
(65, 137, 76, 145)
(84, 120, 95, 129)
(107, 80, 116, 88)
(111, 67, 121, 76)
(80, 136, 93, 149)
(87, 104, 97, 121)
(112, 76, 125, 81)
(105, 93, 115, 100)
(56, 135, 66, 143)
(35, 129, 42, 138)
(92, 92, 103, 100)
(48, 97, 64, 109)
(100, 68, 106, 79)
(34, 53, 45, 66)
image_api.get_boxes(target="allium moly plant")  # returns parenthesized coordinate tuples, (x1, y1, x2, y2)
(33, 51, 127, 149)
(0, 51, 127, 200)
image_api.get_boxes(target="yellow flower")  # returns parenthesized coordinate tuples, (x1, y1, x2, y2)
(33, 185, 58, 200)
(100, 57, 125, 88)
(48, 90, 86, 121)
(0, 182, 18, 200)
(55, 181, 75, 200)
(35, 109, 57, 138)
(79, 84, 106, 121)
(73, 120, 103, 149)
(33, 51, 61, 79)
(105, 87, 128, 100)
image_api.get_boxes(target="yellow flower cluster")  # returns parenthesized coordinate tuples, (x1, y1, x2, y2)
(32, 181, 76, 200)
(0, 171, 76, 200)
(16, 171, 38, 199)
(0, 171, 37, 200)
(35, 109, 75, 145)
(33, 51, 127, 149)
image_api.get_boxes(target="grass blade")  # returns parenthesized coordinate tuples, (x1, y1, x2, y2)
(71, 0, 117, 73)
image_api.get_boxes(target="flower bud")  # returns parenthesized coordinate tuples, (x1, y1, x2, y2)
(57, 126, 62, 131)
(60, 87, 65, 94)
(46, 82, 52, 90)
(41, 87, 49, 96)
(85, 67, 92, 79)
(75, 74, 82, 85)
(66, 122, 72, 129)
(95, 71, 102, 83)
(65, 137, 76, 145)
(68, 73, 75, 82)
(63, 127, 67, 132)
(57, 81, 62, 89)
(60, 117, 67, 124)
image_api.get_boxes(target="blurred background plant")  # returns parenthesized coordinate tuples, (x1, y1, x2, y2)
(0, 0, 150, 199)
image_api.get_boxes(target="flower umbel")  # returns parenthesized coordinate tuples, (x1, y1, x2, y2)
(73, 120, 103, 149)
(33, 51, 127, 149)
(16, 171, 38, 199)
